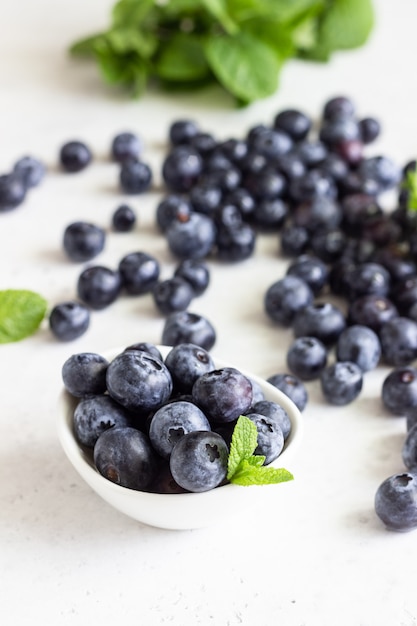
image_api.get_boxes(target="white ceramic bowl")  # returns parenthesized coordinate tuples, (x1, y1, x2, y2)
(57, 345, 303, 530)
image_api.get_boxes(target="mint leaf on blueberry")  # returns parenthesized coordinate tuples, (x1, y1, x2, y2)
(0, 289, 47, 343)
(227, 415, 294, 486)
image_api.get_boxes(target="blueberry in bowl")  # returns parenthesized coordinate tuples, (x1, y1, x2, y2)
(57, 344, 302, 530)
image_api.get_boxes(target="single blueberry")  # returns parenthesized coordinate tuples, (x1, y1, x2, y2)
(165, 212, 216, 260)
(402, 424, 417, 472)
(293, 302, 346, 347)
(162, 311, 216, 350)
(111, 131, 142, 163)
(375, 473, 417, 532)
(251, 400, 291, 440)
(215, 222, 256, 262)
(77, 265, 122, 310)
(59, 140, 92, 172)
(63, 221, 106, 262)
(162, 145, 203, 192)
(123, 342, 163, 361)
(320, 361, 363, 405)
(173, 259, 210, 296)
(49, 300, 90, 341)
(106, 350, 173, 414)
(169, 119, 200, 145)
(264, 275, 314, 326)
(336, 325, 381, 372)
(273, 109, 311, 141)
(266, 373, 308, 413)
(286, 254, 329, 296)
(381, 367, 417, 415)
(286, 336, 328, 381)
(192, 367, 253, 424)
(379, 317, 417, 366)
(245, 412, 284, 464)
(118, 251, 160, 295)
(0, 173, 26, 211)
(149, 400, 211, 459)
(112, 204, 136, 232)
(13, 156, 46, 189)
(94, 426, 159, 491)
(73, 394, 133, 448)
(152, 277, 194, 315)
(119, 160, 152, 194)
(156, 194, 193, 233)
(164, 343, 215, 393)
(62, 352, 109, 397)
(169, 430, 229, 492)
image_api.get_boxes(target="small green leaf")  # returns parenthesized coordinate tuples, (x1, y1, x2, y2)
(107, 27, 158, 58)
(227, 415, 258, 479)
(403, 168, 417, 212)
(155, 34, 210, 81)
(112, 0, 155, 28)
(0, 290, 47, 343)
(204, 32, 280, 102)
(201, 0, 239, 34)
(230, 461, 294, 486)
(314, 0, 374, 54)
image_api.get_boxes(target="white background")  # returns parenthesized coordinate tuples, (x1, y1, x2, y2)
(1, 1, 417, 624)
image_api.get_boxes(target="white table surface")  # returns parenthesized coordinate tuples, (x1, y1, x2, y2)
(1, 1, 417, 624)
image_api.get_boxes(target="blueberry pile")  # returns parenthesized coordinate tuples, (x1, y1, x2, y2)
(62, 342, 291, 494)
(6, 96, 417, 528)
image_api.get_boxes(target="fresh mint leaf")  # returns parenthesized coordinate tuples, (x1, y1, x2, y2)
(227, 415, 258, 479)
(230, 460, 294, 486)
(107, 27, 158, 58)
(404, 168, 417, 212)
(227, 415, 294, 487)
(204, 32, 280, 103)
(155, 34, 210, 81)
(0, 289, 47, 343)
(312, 0, 374, 55)
(201, 0, 239, 34)
(112, 0, 155, 28)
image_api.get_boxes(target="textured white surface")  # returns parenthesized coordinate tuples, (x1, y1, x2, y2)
(1, 1, 417, 624)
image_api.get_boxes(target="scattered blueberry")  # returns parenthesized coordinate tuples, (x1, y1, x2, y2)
(62, 352, 109, 397)
(118, 251, 160, 295)
(336, 324, 381, 372)
(161, 311, 216, 350)
(63, 221, 106, 262)
(111, 131, 142, 163)
(13, 156, 46, 189)
(77, 265, 122, 310)
(375, 473, 417, 532)
(320, 361, 363, 406)
(119, 160, 152, 194)
(59, 140, 92, 172)
(112, 204, 136, 232)
(286, 336, 328, 381)
(0, 173, 26, 211)
(152, 276, 194, 315)
(49, 300, 90, 341)
(266, 373, 308, 413)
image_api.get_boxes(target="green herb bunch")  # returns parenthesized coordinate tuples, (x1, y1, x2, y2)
(70, 0, 375, 105)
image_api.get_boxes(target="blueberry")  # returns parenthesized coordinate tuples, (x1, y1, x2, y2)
(165, 212, 216, 260)
(59, 140, 92, 172)
(215, 222, 256, 262)
(402, 424, 417, 471)
(63, 221, 106, 262)
(357, 156, 401, 192)
(251, 198, 288, 231)
(13, 156, 46, 189)
(359, 117, 381, 144)
(73, 394, 133, 448)
(161, 311, 216, 350)
(286, 254, 329, 296)
(319, 117, 360, 147)
(119, 160, 152, 194)
(336, 325, 381, 372)
(169, 119, 200, 145)
(286, 336, 328, 381)
(375, 473, 417, 532)
(94, 426, 158, 491)
(320, 361, 363, 405)
(173, 259, 210, 296)
(345, 262, 391, 300)
(218, 138, 249, 165)
(164, 343, 215, 393)
(111, 131, 142, 163)
(347, 294, 398, 333)
(322, 96, 356, 121)
(245, 412, 284, 464)
(251, 400, 291, 440)
(118, 251, 160, 295)
(293, 302, 346, 347)
(192, 367, 253, 425)
(244, 167, 287, 200)
(266, 373, 308, 412)
(162, 145, 203, 192)
(62, 352, 109, 397)
(49, 300, 90, 341)
(280, 224, 310, 257)
(273, 109, 311, 141)
(156, 194, 192, 232)
(293, 141, 328, 168)
(0, 173, 26, 211)
(149, 400, 211, 459)
(106, 350, 173, 413)
(291, 196, 341, 232)
(248, 127, 293, 159)
(77, 265, 122, 310)
(152, 277, 194, 315)
(379, 317, 417, 366)
(264, 275, 314, 326)
(123, 341, 163, 361)
(309, 228, 347, 264)
(223, 188, 256, 220)
(169, 430, 229, 492)
(381, 367, 417, 415)
(189, 182, 222, 216)
(112, 204, 136, 232)
(189, 132, 218, 157)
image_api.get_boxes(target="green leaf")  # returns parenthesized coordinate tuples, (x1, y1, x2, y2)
(0, 290, 47, 343)
(204, 31, 280, 103)
(107, 27, 158, 58)
(201, 0, 239, 34)
(69, 33, 107, 57)
(241, 18, 295, 62)
(226, 0, 324, 23)
(112, 0, 155, 28)
(155, 34, 211, 81)
(314, 0, 374, 53)
(227, 415, 258, 479)
(230, 460, 294, 486)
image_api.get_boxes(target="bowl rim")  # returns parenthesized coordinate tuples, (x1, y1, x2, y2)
(57, 344, 303, 527)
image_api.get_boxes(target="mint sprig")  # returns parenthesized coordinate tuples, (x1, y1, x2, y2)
(227, 415, 294, 486)
(69, 0, 374, 105)
(0, 289, 47, 343)
(404, 167, 417, 212)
